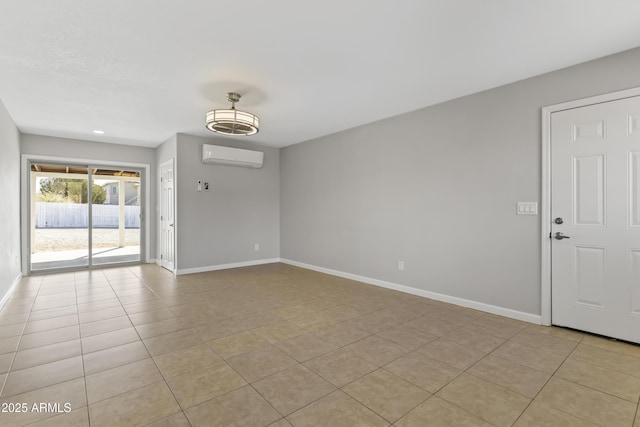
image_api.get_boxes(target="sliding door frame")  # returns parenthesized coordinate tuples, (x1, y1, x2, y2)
(21, 154, 151, 275)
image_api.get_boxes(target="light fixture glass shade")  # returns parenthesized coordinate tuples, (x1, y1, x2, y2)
(205, 108, 259, 136)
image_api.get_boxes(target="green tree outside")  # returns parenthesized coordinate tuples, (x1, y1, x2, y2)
(38, 178, 106, 204)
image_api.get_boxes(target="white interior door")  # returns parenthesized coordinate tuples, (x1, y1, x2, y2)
(551, 96, 640, 343)
(160, 160, 175, 271)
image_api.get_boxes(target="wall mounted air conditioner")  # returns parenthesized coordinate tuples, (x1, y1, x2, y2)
(202, 144, 264, 168)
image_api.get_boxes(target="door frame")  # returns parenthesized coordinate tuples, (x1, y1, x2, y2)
(158, 158, 176, 273)
(540, 86, 640, 326)
(21, 154, 151, 275)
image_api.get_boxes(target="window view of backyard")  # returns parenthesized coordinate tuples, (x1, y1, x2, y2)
(30, 164, 141, 271)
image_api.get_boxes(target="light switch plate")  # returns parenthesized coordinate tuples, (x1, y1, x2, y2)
(516, 202, 538, 215)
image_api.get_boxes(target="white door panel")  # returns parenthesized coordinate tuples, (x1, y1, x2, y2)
(551, 96, 640, 343)
(160, 160, 175, 272)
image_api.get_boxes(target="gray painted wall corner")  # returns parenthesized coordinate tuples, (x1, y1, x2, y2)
(174, 134, 280, 270)
(0, 99, 22, 302)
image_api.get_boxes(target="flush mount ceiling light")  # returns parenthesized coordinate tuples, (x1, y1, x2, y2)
(205, 92, 259, 136)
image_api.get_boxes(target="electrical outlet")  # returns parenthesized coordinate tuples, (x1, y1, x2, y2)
(398, 261, 405, 271)
(254, 243, 260, 251)
(204, 182, 209, 191)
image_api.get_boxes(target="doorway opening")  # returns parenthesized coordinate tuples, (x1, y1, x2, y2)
(29, 161, 143, 273)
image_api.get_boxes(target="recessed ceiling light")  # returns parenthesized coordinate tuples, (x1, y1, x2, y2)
(92, 130, 104, 134)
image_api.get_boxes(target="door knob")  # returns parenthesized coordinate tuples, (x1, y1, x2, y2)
(554, 217, 564, 224)
(553, 232, 570, 240)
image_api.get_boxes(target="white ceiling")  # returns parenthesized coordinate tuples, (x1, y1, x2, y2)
(1, 1, 640, 148)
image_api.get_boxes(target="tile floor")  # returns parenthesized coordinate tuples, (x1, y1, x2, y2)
(0, 263, 638, 426)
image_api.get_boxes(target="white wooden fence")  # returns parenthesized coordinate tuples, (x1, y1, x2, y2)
(35, 202, 140, 228)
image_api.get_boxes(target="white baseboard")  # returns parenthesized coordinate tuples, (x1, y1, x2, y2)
(0, 273, 23, 311)
(280, 258, 542, 325)
(176, 258, 281, 276)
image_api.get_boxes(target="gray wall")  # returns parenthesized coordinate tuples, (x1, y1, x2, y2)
(175, 134, 280, 271)
(21, 134, 157, 261)
(281, 47, 640, 316)
(0, 100, 22, 300)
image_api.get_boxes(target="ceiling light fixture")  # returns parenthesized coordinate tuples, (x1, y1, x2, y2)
(92, 129, 104, 134)
(205, 92, 259, 136)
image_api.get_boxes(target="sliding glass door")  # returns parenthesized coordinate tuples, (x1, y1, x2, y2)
(91, 168, 141, 266)
(30, 162, 142, 273)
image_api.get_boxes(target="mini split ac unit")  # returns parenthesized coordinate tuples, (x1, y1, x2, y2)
(202, 144, 264, 168)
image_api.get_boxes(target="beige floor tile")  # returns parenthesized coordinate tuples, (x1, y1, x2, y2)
(0, 378, 87, 427)
(416, 338, 486, 370)
(12, 339, 81, 371)
(441, 325, 506, 353)
(395, 396, 493, 427)
(22, 314, 78, 335)
(0, 312, 30, 327)
(525, 324, 585, 342)
(513, 401, 599, 427)
(122, 299, 167, 315)
(268, 419, 293, 427)
(343, 369, 430, 423)
(253, 364, 335, 415)
(580, 334, 640, 358)
(154, 343, 224, 378)
(192, 318, 247, 341)
(86, 358, 162, 404)
(570, 343, 640, 378)
(385, 352, 462, 394)
(185, 385, 281, 427)
(276, 333, 339, 362)
(511, 329, 579, 357)
(0, 323, 25, 339)
(88, 381, 180, 427)
(80, 327, 140, 354)
(375, 325, 437, 350)
(318, 304, 367, 321)
(166, 363, 247, 409)
(556, 358, 640, 402)
(76, 299, 121, 313)
(270, 304, 316, 319)
(227, 345, 297, 383)
(18, 325, 80, 351)
(26, 407, 90, 427)
(83, 340, 150, 375)
(313, 323, 371, 347)
(535, 377, 637, 426)
(28, 305, 78, 322)
(145, 411, 191, 427)
(467, 354, 551, 398)
(135, 316, 190, 339)
(208, 331, 270, 359)
(0, 352, 13, 374)
(403, 316, 460, 337)
(437, 373, 530, 427)
(471, 317, 524, 339)
(143, 329, 203, 356)
(128, 308, 176, 326)
(492, 340, 567, 374)
(79, 316, 132, 337)
(2, 356, 84, 398)
(289, 312, 337, 331)
(237, 311, 284, 329)
(344, 335, 409, 366)
(635, 405, 640, 427)
(77, 306, 126, 324)
(346, 312, 401, 333)
(253, 321, 306, 344)
(0, 336, 20, 355)
(286, 390, 388, 427)
(303, 348, 378, 387)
